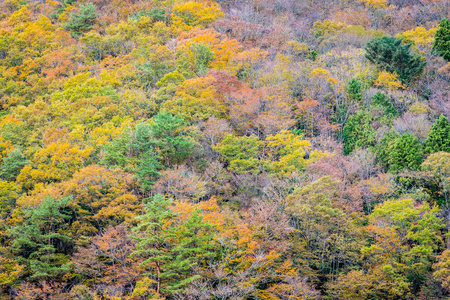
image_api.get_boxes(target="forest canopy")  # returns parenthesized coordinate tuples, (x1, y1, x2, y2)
(0, 0, 449, 299)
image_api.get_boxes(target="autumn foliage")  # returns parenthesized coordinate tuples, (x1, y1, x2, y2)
(0, 0, 449, 299)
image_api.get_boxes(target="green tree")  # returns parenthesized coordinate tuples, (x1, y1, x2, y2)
(425, 115, 450, 153)
(102, 114, 192, 173)
(8, 197, 73, 280)
(191, 42, 214, 76)
(343, 92, 398, 155)
(365, 36, 426, 82)
(347, 78, 363, 103)
(375, 130, 398, 171)
(363, 198, 444, 294)
(214, 134, 262, 174)
(64, 3, 98, 37)
(388, 133, 423, 173)
(331, 198, 444, 299)
(343, 110, 377, 154)
(1, 149, 29, 182)
(130, 7, 167, 23)
(148, 112, 193, 167)
(101, 131, 132, 170)
(286, 177, 366, 282)
(433, 18, 450, 62)
(131, 194, 216, 296)
(166, 209, 217, 293)
(370, 91, 398, 117)
(130, 122, 153, 156)
(131, 195, 177, 296)
(421, 152, 450, 207)
(136, 149, 162, 192)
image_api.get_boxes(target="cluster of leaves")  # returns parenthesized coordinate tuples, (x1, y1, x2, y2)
(0, 0, 449, 299)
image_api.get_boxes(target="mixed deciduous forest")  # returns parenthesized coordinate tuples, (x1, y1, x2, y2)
(0, 0, 449, 299)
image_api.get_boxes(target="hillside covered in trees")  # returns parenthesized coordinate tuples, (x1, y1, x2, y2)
(0, 0, 449, 299)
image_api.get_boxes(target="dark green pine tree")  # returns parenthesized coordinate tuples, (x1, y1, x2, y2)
(365, 36, 426, 82)
(8, 197, 73, 280)
(388, 133, 423, 173)
(433, 18, 450, 62)
(165, 209, 217, 294)
(131, 195, 216, 296)
(64, 3, 98, 37)
(425, 115, 450, 153)
(375, 130, 398, 172)
(131, 194, 177, 296)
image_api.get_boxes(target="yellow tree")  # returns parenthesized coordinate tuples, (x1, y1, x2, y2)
(162, 76, 226, 122)
(17, 143, 93, 188)
(265, 130, 328, 176)
(171, 1, 224, 34)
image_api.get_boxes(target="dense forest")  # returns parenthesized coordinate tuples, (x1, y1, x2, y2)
(0, 0, 449, 299)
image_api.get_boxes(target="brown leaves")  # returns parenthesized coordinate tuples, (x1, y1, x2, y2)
(72, 225, 141, 296)
(210, 70, 295, 136)
(153, 165, 209, 202)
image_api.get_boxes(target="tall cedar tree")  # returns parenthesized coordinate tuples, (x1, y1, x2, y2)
(425, 115, 450, 153)
(365, 36, 426, 82)
(370, 91, 398, 117)
(433, 18, 450, 62)
(388, 133, 423, 173)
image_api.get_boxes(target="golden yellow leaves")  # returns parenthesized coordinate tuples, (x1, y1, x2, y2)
(0, 250, 23, 286)
(17, 143, 93, 187)
(215, 130, 329, 177)
(8, 6, 32, 26)
(131, 277, 162, 299)
(162, 75, 226, 122)
(177, 28, 242, 73)
(172, 1, 224, 33)
(311, 68, 338, 86)
(284, 40, 309, 57)
(408, 102, 431, 115)
(313, 20, 347, 36)
(16, 165, 139, 230)
(434, 250, 450, 290)
(397, 26, 437, 48)
(374, 71, 407, 90)
(358, 0, 389, 9)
